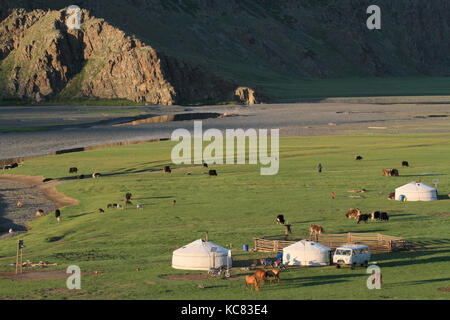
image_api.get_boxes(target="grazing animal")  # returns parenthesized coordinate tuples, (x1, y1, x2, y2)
(126, 193, 132, 201)
(136, 204, 143, 210)
(346, 208, 360, 219)
(3, 165, 12, 170)
(172, 200, 176, 206)
(380, 212, 389, 221)
(310, 224, 324, 237)
(35, 209, 44, 217)
(107, 204, 113, 209)
(98, 208, 104, 213)
(92, 172, 101, 178)
(388, 192, 395, 200)
(112, 203, 118, 208)
(356, 213, 370, 224)
(355, 156, 363, 160)
(265, 269, 280, 284)
(276, 214, 285, 225)
(402, 161, 409, 167)
(391, 169, 399, 176)
(382, 169, 391, 176)
(245, 275, 260, 291)
(163, 166, 171, 173)
(55, 209, 61, 222)
(208, 169, 217, 176)
(371, 211, 381, 220)
(203, 163, 208, 168)
(69, 167, 78, 174)
(16, 201, 23, 208)
(253, 269, 267, 285)
(117, 204, 124, 210)
(42, 178, 53, 183)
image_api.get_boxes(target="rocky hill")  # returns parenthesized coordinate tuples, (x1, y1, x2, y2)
(1, 0, 450, 104)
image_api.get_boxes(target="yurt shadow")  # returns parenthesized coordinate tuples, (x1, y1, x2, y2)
(263, 273, 364, 290)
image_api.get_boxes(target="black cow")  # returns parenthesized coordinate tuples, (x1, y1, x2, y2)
(163, 166, 171, 173)
(402, 161, 409, 167)
(203, 163, 208, 168)
(10, 163, 18, 168)
(390, 169, 399, 176)
(355, 156, 363, 160)
(126, 193, 132, 200)
(371, 211, 381, 220)
(208, 170, 217, 176)
(380, 212, 389, 221)
(356, 214, 370, 224)
(69, 167, 78, 174)
(276, 214, 285, 225)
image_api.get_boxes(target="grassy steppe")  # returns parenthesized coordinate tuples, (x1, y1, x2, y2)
(0, 134, 449, 299)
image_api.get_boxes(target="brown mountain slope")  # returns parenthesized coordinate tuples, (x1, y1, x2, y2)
(0, 9, 258, 104)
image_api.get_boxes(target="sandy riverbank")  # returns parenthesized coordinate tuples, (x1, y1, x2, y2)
(0, 174, 79, 239)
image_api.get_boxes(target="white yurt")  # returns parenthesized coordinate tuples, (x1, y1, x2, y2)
(282, 240, 331, 266)
(172, 239, 232, 271)
(395, 181, 438, 201)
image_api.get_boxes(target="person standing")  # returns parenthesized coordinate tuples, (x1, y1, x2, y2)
(55, 209, 61, 223)
(318, 163, 323, 173)
(331, 192, 335, 199)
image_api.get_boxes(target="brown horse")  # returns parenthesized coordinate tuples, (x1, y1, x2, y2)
(309, 224, 324, 237)
(265, 269, 280, 284)
(245, 275, 260, 291)
(253, 269, 267, 285)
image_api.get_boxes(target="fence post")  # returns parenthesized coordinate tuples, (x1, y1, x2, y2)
(274, 240, 279, 253)
(388, 240, 392, 252)
(348, 232, 352, 243)
(254, 238, 258, 252)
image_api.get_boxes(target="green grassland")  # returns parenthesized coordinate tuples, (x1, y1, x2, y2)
(1, 134, 450, 299)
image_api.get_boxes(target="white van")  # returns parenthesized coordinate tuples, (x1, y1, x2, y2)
(333, 244, 370, 269)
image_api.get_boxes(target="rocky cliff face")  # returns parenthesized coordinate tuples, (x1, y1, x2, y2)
(1, 0, 450, 103)
(0, 9, 252, 104)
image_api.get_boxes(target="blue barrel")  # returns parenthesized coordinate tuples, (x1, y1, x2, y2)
(399, 195, 406, 202)
(242, 244, 249, 251)
(276, 252, 283, 261)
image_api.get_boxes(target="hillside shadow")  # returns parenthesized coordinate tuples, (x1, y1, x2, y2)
(0, 193, 28, 234)
(400, 174, 446, 177)
(263, 273, 365, 290)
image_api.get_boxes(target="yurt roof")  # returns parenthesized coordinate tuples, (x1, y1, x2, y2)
(173, 239, 229, 257)
(283, 240, 330, 252)
(395, 181, 436, 192)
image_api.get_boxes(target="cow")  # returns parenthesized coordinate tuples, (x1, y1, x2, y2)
(310, 224, 324, 237)
(382, 169, 391, 176)
(136, 204, 143, 210)
(371, 211, 381, 220)
(391, 169, 399, 176)
(172, 199, 176, 206)
(69, 167, 78, 174)
(35, 209, 44, 217)
(126, 193, 132, 201)
(98, 208, 105, 213)
(92, 172, 101, 178)
(388, 192, 395, 200)
(265, 269, 280, 284)
(163, 166, 171, 173)
(356, 214, 370, 224)
(107, 204, 114, 209)
(355, 156, 363, 160)
(346, 208, 360, 219)
(253, 269, 267, 285)
(380, 212, 389, 221)
(276, 214, 285, 225)
(203, 162, 208, 168)
(208, 170, 217, 176)
(10, 163, 18, 168)
(245, 275, 260, 291)
(402, 161, 409, 167)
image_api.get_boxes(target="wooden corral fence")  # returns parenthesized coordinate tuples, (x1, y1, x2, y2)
(254, 233, 407, 254)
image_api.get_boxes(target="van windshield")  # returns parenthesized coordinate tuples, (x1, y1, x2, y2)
(335, 249, 352, 256)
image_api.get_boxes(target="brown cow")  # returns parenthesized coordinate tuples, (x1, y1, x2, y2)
(346, 208, 360, 219)
(388, 192, 395, 200)
(253, 269, 267, 285)
(245, 275, 260, 291)
(163, 166, 171, 173)
(310, 224, 324, 237)
(265, 269, 280, 284)
(382, 169, 391, 176)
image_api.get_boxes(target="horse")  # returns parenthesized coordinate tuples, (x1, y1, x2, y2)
(265, 269, 280, 284)
(253, 269, 267, 285)
(245, 275, 260, 291)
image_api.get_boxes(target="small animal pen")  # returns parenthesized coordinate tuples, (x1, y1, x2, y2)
(254, 233, 407, 254)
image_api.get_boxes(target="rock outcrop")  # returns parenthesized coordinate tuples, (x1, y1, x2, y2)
(0, 9, 256, 105)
